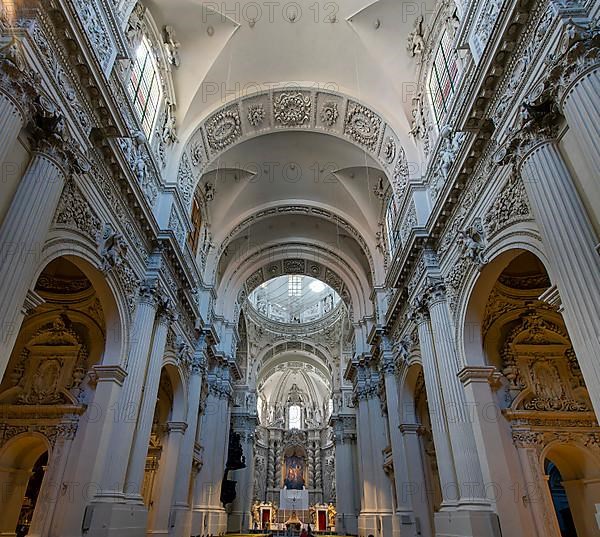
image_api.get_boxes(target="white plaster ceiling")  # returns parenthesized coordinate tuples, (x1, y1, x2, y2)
(204, 131, 385, 245)
(144, 0, 437, 139)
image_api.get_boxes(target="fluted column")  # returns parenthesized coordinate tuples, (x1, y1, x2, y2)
(425, 283, 490, 509)
(399, 424, 434, 537)
(411, 305, 458, 508)
(459, 367, 536, 537)
(125, 301, 172, 501)
(50, 366, 128, 537)
(333, 418, 358, 536)
(0, 148, 67, 381)
(0, 91, 25, 164)
(519, 140, 600, 418)
(381, 347, 418, 535)
(191, 369, 231, 535)
(0, 38, 33, 165)
(356, 385, 375, 513)
(556, 28, 600, 173)
(170, 346, 205, 536)
(92, 283, 161, 502)
(147, 421, 188, 534)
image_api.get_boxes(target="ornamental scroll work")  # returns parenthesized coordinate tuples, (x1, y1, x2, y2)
(1, 314, 89, 406)
(501, 312, 592, 414)
(178, 88, 409, 208)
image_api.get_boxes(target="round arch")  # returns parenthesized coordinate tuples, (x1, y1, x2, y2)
(38, 233, 130, 367)
(216, 242, 373, 325)
(175, 86, 412, 208)
(456, 235, 551, 369)
(161, 359, 188, 423)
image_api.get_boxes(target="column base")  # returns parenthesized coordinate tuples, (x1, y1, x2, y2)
(190, 506, 227, 536)
(434, 509, 501, 537)
(358, 511, 394, 537)
(83, 501, 149, 537)
(336, 513, 358, 536)
(227, 510, 251, 533)
(169, 505, 191, 537)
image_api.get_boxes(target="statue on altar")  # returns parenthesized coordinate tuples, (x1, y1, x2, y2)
(327, 503, 336, 528)
(284, 454, 305, 490)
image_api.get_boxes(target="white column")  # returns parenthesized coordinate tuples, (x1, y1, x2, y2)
(459, 367, 536, 537)
(28, 422, 78, 536)
(170, 351, 204, 536)
(381, 353, 418, 536)
(92, 284, 160, 502)
(356, 389, 375, 511)
(412, 307, 458, 507)
(367, 390, 393, 511)
(0, 150, 66, 381)
(399, 424, 434, 537)
(147, 421, 188, 535)
(426, 285, 490, 509)
(519, 141, 600, 418)
(50, 366, 128, 537)
(333, 418, 358, 536)
(191, 370, 231, 535)
(558, 36, 600, 174)
(125, 308, 171, 501)
(0, 90, 25, 165)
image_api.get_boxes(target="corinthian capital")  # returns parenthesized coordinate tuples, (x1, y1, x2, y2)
(551, 22, 600, 100)
(423, 278, 447, 308)
(0, 36, 38, 117)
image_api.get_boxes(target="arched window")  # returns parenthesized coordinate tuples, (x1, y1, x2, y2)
(428, 30, 460, 126)
(385, 196, 399, 254)
(128, 35, 162, 137)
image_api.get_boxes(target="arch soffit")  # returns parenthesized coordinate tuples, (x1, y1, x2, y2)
(175, 86, 410, 211)
(252, 345, 334, 387)
(207, 201, 379, 285)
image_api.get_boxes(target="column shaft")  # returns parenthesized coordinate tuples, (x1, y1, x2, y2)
(125, 315, 170, 498)
(94, 296, 158, 499)
(146, 422, 187, 532)
(562, 67, 600, 172)
(0, 92, 24, 166)
(0, 152, 65, 380)
(520, 141, 600, 418)
(415, 317, 458, 507)
(383, 370, 417, 519)
(428, 295, 488, 507)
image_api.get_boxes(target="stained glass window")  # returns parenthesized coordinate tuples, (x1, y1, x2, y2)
(428, 30, 460, 126)
(128, 36, 162, 137)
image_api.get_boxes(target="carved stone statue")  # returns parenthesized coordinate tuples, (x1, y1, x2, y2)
(163, 25, 181, 67)
(407, 16, 425, 57)
(458, 218, 487, 267)
(162, 101, 178, 145)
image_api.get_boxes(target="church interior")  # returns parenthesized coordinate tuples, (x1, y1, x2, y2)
(0, 0, 599, 536)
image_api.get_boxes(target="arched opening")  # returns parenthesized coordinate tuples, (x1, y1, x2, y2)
(0, 255, 123, 536)
(461, 249, 600, 536)
(544, 459, 577, 537)
(404, 361, 441, 531)
(542, 443, 600, 537)
(0, 435, 49, 537)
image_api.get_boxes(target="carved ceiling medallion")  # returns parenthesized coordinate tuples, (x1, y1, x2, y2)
(205, 105, 242, 152)
(274, 92, 311, 126)
(344, 102, 382, 151)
